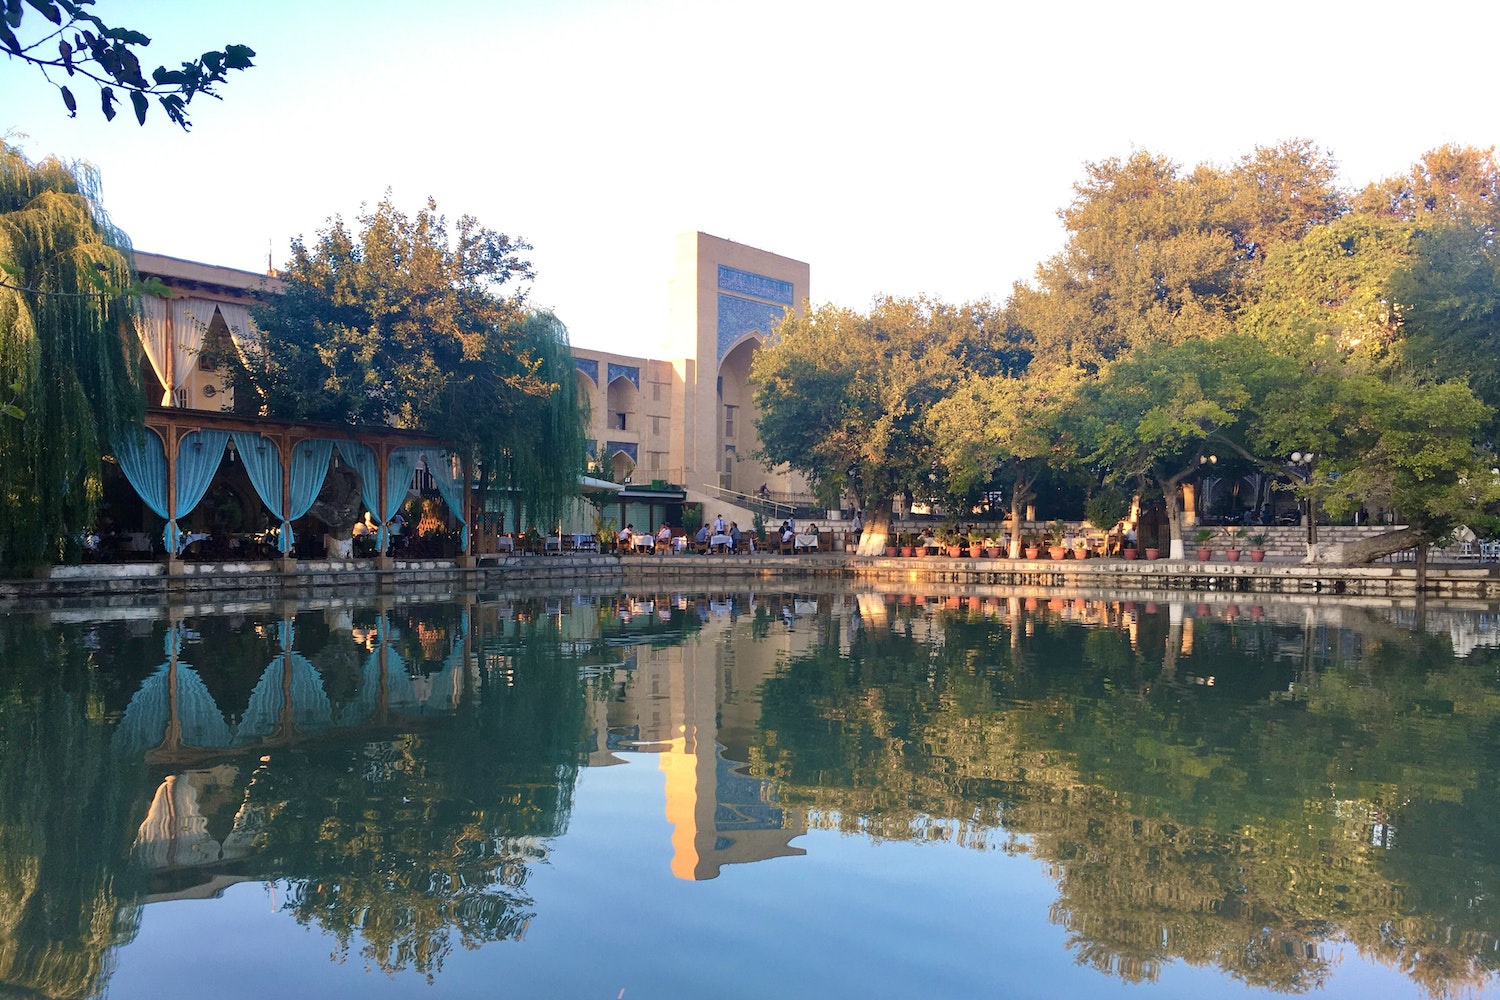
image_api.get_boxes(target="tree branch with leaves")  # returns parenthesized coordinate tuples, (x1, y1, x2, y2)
(0, 0, 253, 129)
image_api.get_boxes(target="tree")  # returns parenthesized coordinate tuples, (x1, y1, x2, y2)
(1304, 375, 1499, 579)
(751, 296, 992, 555)
(1069, 336, 1300, 558)
(0, 0, 254, 129)
(927, 366, 1081, 557)
(0, 142, 142, 571)
(230, 196, 582, 537)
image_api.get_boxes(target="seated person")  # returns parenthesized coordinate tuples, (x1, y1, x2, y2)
(695, 523, 711, 549)
(728, 522, 742, 552)
(618, 524, 634, 549)
(656, 523, 672, 549)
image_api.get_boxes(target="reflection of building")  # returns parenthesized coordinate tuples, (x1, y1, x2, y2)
(572, 233, 810, 503)
(593, 597, 841, 879)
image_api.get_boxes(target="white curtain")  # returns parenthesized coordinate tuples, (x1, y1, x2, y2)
(213, 300, 265, 370)
(135, 296, 219, 405)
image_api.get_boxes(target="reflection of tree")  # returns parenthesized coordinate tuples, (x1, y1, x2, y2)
(0, 622, 145, 999)
(242, 611, 590, 980)
(755, 602, 1500, 996)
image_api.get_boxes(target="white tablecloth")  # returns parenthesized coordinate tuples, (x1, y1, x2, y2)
(794, 533, 819, 551)
(710, 533, 734, 550)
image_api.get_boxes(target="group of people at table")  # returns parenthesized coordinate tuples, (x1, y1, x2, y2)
(617, 512, 863, 555)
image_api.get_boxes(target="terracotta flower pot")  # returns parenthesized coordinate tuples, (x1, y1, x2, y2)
(985, 546, 1001, 558)
(1025, 547, 1040, 559)
(1048, 546, 1067, 560)
(947, 545, 963, 558)
(1225, 549, 1241, 562)
(1250, 549, 1266, 562)
(900, 546, 914, 557)
(1196, 548, 1212, 560)
(885, 546, 899, 557)
(969, 543, 983, 558)
(1122, 548, 1138, 560)
(1144, 548, 1160, 560)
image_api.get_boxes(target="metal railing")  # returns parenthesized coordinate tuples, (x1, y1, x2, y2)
(697, 483, 817, 521)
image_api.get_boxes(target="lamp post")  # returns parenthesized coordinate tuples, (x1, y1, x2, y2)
(1289, 452, 1315, 548)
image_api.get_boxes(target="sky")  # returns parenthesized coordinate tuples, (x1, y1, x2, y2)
(4, 0, 1498, 359)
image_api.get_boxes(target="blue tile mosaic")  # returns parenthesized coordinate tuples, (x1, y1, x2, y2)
(606, 440, 638, 461)
(717, 265, 794, 306)
(607, 363, 640, 389)
(574, 357, 599, 384)
(717, 294, 788, 363)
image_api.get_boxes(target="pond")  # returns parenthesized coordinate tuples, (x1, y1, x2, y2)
(3, 588, 1499, 999)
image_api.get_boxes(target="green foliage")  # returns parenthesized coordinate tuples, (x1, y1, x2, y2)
(1083, 487, 1130, 530)
(751, 295, 998, 529)
(242, 197, 585, 532)
(0, 142, 142, 571)
(0, 0, 255, 129)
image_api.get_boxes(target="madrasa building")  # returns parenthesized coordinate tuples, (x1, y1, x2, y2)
(132, 231, 811, 534)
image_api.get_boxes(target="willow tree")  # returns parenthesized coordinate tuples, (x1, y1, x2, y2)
(0, 143, 142, 570)
(474, 309, 589, 536)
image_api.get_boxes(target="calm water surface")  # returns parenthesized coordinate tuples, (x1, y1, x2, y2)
(3, 588, 1500, 999)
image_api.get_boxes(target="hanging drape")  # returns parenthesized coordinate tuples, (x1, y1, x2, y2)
(136, 297, 215, 405)
(113, 426, 222, 554)
(416, 448, 470, 550)
(335, 441, 418, 551)
(112, 426, 169, 523)
(232, 434, 334, 553)
(211, 301, 265, 371)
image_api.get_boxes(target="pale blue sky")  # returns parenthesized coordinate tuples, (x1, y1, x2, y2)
(5, 0, 1496, 357)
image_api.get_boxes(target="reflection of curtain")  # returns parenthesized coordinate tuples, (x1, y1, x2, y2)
(173, 430, 229, 553)
(417, 448, 469, 549)
(234, 651, 332, 745)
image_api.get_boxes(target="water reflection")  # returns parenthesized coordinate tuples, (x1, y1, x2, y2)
(2, 590, 1500, 997)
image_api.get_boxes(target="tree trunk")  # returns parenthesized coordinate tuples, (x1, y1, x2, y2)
(857, 499, 893, 556)
(305, 465, 366, 540)
(1164, 478, 1187, 560)
(1303, 525, 1425, 565)
(1008, 493, 1025, 559)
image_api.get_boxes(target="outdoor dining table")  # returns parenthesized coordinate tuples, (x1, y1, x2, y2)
(794, 532, 819, 552)
(631, 534, 656, 552)
(710, 533, 734, 552)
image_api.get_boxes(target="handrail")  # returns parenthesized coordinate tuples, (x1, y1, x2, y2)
(697, 482, 806, 521)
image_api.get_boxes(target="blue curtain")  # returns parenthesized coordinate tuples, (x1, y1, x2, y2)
(172, 430, 229, 553)
(414, 448, 470, 550)
(227, 435, 336, 554)
(336, 440, 383, 547)
(112, 427, 169, 536)
(384, 448, 420, 521)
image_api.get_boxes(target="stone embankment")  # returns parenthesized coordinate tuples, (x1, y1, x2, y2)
(4, 542, 1500, 611)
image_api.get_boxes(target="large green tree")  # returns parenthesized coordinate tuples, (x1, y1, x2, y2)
(232, 196, 585, 536)
(927, 366, 1081, 557)
(751, 296, 996, 554)
(0, 142, 142, 571)
(0, 0, 254, 129)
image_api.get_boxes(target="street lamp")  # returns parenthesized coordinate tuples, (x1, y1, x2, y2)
(1289, 452, 1315, 546)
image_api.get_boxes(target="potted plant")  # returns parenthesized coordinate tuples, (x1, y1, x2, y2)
(899, 532, 915, 558)
(1249, 533, 1268, 562)
(1023, 533, 1040, 560)
(1222, 526, 1243, 562)
(1194, 527, 1213, 561)
(1045, 520, 1068, 560)
(983, 536, 1001, 559)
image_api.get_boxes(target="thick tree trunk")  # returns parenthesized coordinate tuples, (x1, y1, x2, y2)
(1009, 493, 1025, 559)
(306, 465, 366, 541)
(1165, 478, 1187, 560)
(1303, 525, 1425, 565)
(856, 499, 893, 556)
